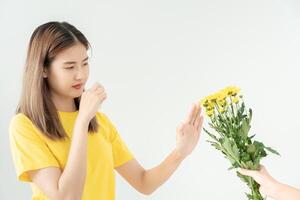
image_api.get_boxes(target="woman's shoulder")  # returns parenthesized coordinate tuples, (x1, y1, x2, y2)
(95, 111, 117, 131)
(95, 111, 111, 124)
(9, 113, 37, 137)
(10, 113, 33, 127)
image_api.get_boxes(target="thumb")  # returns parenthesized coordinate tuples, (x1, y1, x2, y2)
(238, 168, 263, 184)
(176, 122, 184, 135)
(259, 186, 267, 197)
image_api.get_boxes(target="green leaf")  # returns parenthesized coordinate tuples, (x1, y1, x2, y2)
(222, 137, 240, 162)
(249, 108, 253, 123)
(265, 146, 280, 156)
(228, 165, 237, 170)
(245, 161, 255, 169)
(247, 144, 256, 154)
(249, 134, 256, 139)
(240, 119, 250, 140)
(203, 128, 219, 142)
(207, 140, 222, 151)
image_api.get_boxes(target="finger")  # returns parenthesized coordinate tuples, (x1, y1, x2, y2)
(196, 115, 204, 132)
(99, 94, 107, 103)
(184, 103, 197, 124)
(90, 83, 98, 91)
(192, 104, 200, 125)
(194, 116, 203, 140)
(176, 122, 184, 136)
(95, 87, 105, 94)
(191, 103, 200, 125)
(193, 106, 203, 126)
(96, 91, 107, 100)
(101, 92, 107, 99)
(259, 187, 267, 198)
(238, 168, 263, 184)
(259, 165, 266, 172)
(90, 82, 102, 91)
(238, 168, 256, 177)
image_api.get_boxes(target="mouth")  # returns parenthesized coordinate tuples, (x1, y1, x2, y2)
(72, 83, 83, 89)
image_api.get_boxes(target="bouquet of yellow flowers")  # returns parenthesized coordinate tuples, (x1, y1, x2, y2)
(200, 86, 279, 200)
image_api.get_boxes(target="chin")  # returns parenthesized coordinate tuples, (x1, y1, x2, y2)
(71, 91, 83, 98)
(73, 94, 82, 98)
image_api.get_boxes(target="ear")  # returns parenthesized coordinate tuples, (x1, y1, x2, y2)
(43, 69, 48, 78)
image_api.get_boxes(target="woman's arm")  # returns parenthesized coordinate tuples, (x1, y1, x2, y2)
(239, 166, 300, 200)
(115, 150, 185, 195)
(28, 83, 106, 200)
(116, 103, 203, 195)
(28, 118, 89, 200)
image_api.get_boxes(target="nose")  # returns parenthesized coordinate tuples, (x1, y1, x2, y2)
(75, 67, 85, 80)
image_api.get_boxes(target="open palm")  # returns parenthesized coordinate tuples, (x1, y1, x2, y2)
(175, 103, 204, 158)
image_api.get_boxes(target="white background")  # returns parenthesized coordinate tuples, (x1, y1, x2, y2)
(1, 0, 300, 199)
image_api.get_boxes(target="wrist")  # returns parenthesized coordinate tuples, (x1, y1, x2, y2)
(76, 115, 90, 128)
(268, 180, 283, 199)
(76, 113, 90, 125)
(172, 148, 187, 162)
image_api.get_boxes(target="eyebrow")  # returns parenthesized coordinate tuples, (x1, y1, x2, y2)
(63, 57, 89, 65)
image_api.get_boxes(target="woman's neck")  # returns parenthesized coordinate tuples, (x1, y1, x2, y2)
(51, 93, 77, 112)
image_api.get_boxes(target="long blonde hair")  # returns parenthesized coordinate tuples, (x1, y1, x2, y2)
(16, 21, 99, 140)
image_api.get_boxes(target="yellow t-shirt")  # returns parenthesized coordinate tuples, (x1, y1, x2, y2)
(9, 111, 134, 200)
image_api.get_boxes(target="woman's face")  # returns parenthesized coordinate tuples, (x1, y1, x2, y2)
(44, 43, 89, 100)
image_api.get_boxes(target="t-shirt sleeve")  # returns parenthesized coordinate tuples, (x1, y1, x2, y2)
(99, 112, 134, 168)
(9, 114, 60, 182)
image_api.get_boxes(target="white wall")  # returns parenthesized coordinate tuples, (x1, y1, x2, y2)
(1, 0, 300, 199)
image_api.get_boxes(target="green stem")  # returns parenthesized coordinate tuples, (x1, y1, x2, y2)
(241, 176, 265, 200)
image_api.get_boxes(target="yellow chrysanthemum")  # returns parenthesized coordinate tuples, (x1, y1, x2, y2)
(200, 86, 241, 115)
(221, 86, 240, 96)
(206, 109, 214, 117)
(218, 106, 225, 113)
(200, 98, 208, 106)
(217, 91, 227, 100)
(232, 97, 239, 104)
(200, 94, 218, 109)
(206, 93, 219, 102)
(217, 98, 227, 107)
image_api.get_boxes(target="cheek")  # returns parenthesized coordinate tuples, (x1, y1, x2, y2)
(86, 69, 90, 80)
(84, 67, 89, 79)
(48, 70, 73, 91)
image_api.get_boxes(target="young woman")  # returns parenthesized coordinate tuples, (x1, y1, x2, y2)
(239, 166, 300, 200)
(9, 21, 204, 200)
